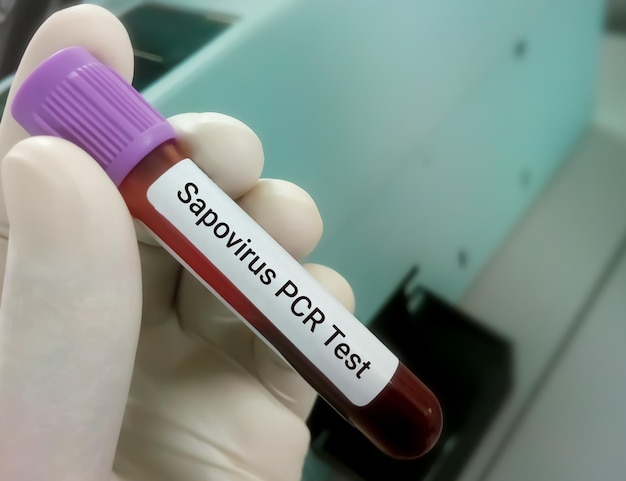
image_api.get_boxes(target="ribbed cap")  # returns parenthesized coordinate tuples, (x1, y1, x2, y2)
(11, 46, 176, 185)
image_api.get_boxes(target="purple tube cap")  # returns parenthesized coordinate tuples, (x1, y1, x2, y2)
(11, 46, 176, 185)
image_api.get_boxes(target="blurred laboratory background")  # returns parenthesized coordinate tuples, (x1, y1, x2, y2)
(1, 1, 625, 480)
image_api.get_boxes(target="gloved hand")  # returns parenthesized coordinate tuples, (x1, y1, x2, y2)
(0, 5, 354, 481)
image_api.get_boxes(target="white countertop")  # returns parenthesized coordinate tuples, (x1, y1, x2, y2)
(459, 33, 626, 481)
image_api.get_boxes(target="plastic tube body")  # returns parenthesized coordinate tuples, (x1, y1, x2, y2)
(118, 141, 443, 459)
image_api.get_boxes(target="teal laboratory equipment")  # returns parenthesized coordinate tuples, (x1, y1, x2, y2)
(91, 1, 605, 479)
(87, 0, 605, 322)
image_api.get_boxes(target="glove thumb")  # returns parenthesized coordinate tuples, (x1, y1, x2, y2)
(0, 136, 142, 481)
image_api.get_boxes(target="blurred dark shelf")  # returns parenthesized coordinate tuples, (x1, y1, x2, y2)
(307, 268, 513, 481)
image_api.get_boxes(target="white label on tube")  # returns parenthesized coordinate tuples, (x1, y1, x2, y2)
(147, 158, 398, 406)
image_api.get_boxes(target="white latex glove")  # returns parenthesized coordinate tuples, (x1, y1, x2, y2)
(0, 5, 355, 481)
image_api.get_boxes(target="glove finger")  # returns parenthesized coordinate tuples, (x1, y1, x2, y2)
(252, 263, 355, 420)
(176, 178, 323, 361)
(171, 112, 265, 200)
(0, 137, 142, 481)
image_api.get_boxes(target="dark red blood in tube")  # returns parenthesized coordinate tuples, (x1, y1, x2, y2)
(119, 143, 443, 459)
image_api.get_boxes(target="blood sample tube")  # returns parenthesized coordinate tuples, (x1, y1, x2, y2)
(11, 46, 442, 459)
